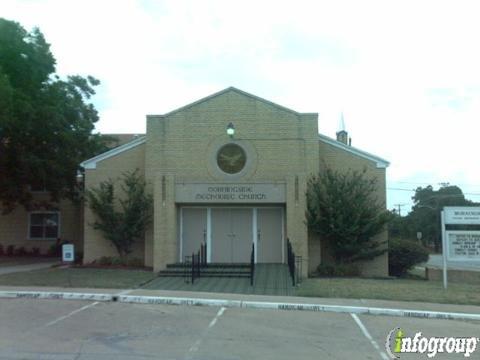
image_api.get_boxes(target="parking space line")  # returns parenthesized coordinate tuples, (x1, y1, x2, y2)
(187, 307, 226, 357)
(45, 301, 99, 327)
(208, 306, 225, 328)
(351, 313, 389, 360)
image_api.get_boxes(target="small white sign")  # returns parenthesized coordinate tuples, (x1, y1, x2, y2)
(62, 244, 75, 262)
(444, 207, 480, 225)
(446, 231, 480, 261)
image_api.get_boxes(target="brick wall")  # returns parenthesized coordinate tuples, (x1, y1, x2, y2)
(83, 143, 147, 263)
(0, 196, 82, 255)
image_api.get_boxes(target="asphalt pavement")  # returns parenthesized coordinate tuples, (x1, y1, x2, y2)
(427, 254, 480, 271)
(0, 297, 478, 359)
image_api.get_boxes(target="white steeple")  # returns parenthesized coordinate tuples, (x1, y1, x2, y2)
(336, 112, 349, 145)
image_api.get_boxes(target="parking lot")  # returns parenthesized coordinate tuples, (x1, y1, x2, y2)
(0, 298, 479, 359)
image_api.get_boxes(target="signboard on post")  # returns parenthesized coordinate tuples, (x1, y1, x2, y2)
(446, 231, 480, 261)
(441, 207, 480, 289)
(444, 207, 480, 225)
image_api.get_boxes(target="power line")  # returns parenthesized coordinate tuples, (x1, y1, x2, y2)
(390, 180, 480, 189)
(393, 203, 407, 215)
(387, 187, 480, 196)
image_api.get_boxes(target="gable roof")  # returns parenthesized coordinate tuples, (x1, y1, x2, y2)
(318, 133, 390, 168)
(80, 135, 146, 170)
(149, 87, 317, 118)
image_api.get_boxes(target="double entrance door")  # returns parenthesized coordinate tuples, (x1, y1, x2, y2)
(180, 207, 284, 263)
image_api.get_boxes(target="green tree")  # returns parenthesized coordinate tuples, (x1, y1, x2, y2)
(0, 18, 107, 213)
(306, 167, 391, 264)
(388, 210, 412, 239)
(408, 185, 476, 252)
(86, 170, 153, 258)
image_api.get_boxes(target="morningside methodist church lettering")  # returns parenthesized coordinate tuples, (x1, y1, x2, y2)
(196, 186, 265, 201)
(175, 183, 286, 203)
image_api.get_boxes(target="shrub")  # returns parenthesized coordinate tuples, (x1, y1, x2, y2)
(94, 256, 143, 267)
(13, 247, 27, 256)
(86, 170, 153, 258)
(98, 256, 114, 266)
(111, 257, 125, 266)
(0, 244, 4, 256)
(31, 247, 41, 256)
(47, 239, 69, 257)
(74, 252, 83, 264)
(317, 263, 360, 277)
(48, 244, 60, 257)
(388, 238, 429, 277)
(307, 167, 392, 264)
(127, 258, 144, 267)
(6, 245, 15, 256)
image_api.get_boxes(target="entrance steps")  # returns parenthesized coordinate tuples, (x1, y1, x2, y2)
(158, 263, 251, 278)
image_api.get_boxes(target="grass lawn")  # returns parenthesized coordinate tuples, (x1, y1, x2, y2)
(0, 268, 156, 289)
(296, 277, 480, 306)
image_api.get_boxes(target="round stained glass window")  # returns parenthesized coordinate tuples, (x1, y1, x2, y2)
(216, 143, 247, 174)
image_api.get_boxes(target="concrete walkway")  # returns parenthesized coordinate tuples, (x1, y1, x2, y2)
(0, 261, 60, 275)
(146, 264, 296, 296)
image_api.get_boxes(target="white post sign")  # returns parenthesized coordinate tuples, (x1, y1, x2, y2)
(62, 244, 75, 263)
(441, 207, 480, 289)
(446, 231, 480, 261)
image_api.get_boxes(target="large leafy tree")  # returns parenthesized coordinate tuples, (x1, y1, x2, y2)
(306, 167, 391, 264)
(86, 170, 153, 258)
(394, 185, 477, 252)
(0, 18, 106, 213)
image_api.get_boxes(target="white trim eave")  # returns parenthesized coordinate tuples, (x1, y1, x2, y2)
(80, 136, 146, 170)
(318, 134, 390, 168)
(148, 87, 315, 118)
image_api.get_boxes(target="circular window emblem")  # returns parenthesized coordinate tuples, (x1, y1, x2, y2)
(216, 143, 247, 174)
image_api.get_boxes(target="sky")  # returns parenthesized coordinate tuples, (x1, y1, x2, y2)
(2, 0, 480, 213)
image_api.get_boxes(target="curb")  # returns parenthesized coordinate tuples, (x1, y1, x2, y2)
(1, 291, 480, 322)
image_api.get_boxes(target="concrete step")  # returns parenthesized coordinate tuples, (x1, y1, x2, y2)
(159, 269, 250, 275)
(158, 273, 251, 278)
(166, 263, 250, 269)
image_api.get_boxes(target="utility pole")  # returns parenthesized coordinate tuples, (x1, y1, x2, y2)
(394, 203, 407, 216)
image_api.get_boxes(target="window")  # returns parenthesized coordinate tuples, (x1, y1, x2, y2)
(29, 212, 60, 239)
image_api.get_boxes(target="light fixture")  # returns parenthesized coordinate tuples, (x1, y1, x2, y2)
(226, 122, 235, 138)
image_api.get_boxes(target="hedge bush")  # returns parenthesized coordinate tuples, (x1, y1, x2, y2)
(317, 263, 360, 277)
(388, 238, 429, 276)
(96, 256, 143, 267)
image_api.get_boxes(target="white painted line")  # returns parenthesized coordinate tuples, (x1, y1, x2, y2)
(45, 301, 99, 327)
(188, 306, 226, 357)
(188, 339, 202, 353)
(351, 313, 389, 360)
(208, 306, 226, 328)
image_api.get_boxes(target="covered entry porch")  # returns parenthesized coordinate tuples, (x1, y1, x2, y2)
(179, 206, 285, 264)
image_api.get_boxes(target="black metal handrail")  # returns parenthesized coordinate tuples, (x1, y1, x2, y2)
(188, 242, 208, 284)
(287, 238, 301, 286)
(200, 242, 207, 266)
(184, 255, 192, 284)
(250, 243, 255, 286)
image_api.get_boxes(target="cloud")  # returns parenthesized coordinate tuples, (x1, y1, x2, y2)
(2, 0, 480, 210)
